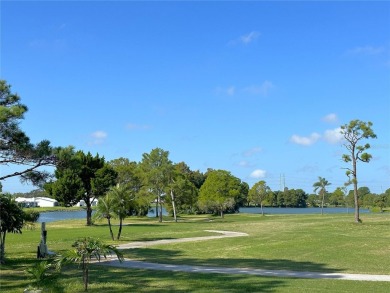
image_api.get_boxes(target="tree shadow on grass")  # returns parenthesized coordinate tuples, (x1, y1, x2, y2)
(124, 248, 344, 274)
(121, 247, 182, 260)
(88, 266, 286, 292)
(0, 257, 65, 293)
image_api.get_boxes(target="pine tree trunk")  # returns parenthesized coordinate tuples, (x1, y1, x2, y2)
(354, 181, 360, 223)
(353, 157, 360, 223)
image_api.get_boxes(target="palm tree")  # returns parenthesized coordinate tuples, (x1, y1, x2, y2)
(25, 260, 55, 290)
(93, 194, 116, 240)
(110, 184, 133, 240)
(55, 237, 123, 291)
(313, 177, 331, 215)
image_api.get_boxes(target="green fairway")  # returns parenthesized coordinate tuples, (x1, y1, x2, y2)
(1, 213, 389, 292)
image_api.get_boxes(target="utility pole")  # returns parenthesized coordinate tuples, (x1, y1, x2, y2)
(280, 174, 285, 190)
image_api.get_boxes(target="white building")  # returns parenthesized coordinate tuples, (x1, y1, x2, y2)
(15, 197, 58, 207)
(74, 198, 98, 207)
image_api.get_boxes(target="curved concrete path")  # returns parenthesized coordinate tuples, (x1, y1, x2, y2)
(116, 230, 248, 249)
(98, 230, 390, 282)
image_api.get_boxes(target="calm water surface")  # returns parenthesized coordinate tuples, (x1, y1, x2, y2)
(38, 207, 369, 223)
(38, 210, 91, 223)
(239, 207, 370, 214)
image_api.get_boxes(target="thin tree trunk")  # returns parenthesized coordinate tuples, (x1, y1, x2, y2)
(157, 194, 163, 222)
(0, 232, 6, 264)
(159, 202, 163, 223)
(321, 191, 324, 215)
(82, 258, 88, 291)
(353, 179, 360, 223)
(171, 189, 177, 222)
(117, 217, 123, 240)
(353, 157, 360, 223)
(155, 199, 159, 218)
(260, 202, 264, 216)
(107, 218, 114, 241)
(84, 266, 89, 291)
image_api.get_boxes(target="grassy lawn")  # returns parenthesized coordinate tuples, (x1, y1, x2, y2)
(1, 213, 389, 292)
(24, 206, 86, 212)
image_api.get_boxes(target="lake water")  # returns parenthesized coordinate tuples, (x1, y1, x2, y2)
(38, 210, 91, 223)
(38, 207, 369, 223)
(239, 207, 370, 215)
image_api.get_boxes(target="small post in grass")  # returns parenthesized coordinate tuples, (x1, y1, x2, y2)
(37, 222, 48, 258)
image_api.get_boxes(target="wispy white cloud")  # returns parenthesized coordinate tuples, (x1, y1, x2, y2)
(323, 127, 344, 144)
(89, 130, 107, 145)
(296, 164, 319, 173)
(250, 169, 266, 179)
(215, 81, 274, 97)
(240, 31, 261, 44)
(322, 113, 338, 123)
(226, 86, 236, 96)
(243, 80, 274, 96)
(126, 123, 151, 130)
(92, 131, 107, 139)
(290, 127, 344, 146)
(237, 160, 254, 168)
(347, 45, 385, 56)
(290, 133, 321, 146)
(229, 31, 260, 45)
(215, 86, 236, 96)
(243, 147, 262, 157)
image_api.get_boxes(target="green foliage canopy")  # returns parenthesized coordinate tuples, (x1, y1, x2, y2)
(340, 119, 377, 222)
(140, 148, 173, 222)
(0, 193, 25, 264)
(248, 180, 271, 215)
(46, 148, 117, 225)
(0, 80, 57, 186)
(198, 169, 242, 217)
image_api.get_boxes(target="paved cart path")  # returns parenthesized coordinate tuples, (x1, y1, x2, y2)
(115, 230, 248, 249)
(98, 230, 390, 282)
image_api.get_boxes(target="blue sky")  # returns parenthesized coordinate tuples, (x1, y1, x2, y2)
(1, 1, 389, 195)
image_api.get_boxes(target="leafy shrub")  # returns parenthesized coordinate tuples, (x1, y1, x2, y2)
(24, 210, 40, 222)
